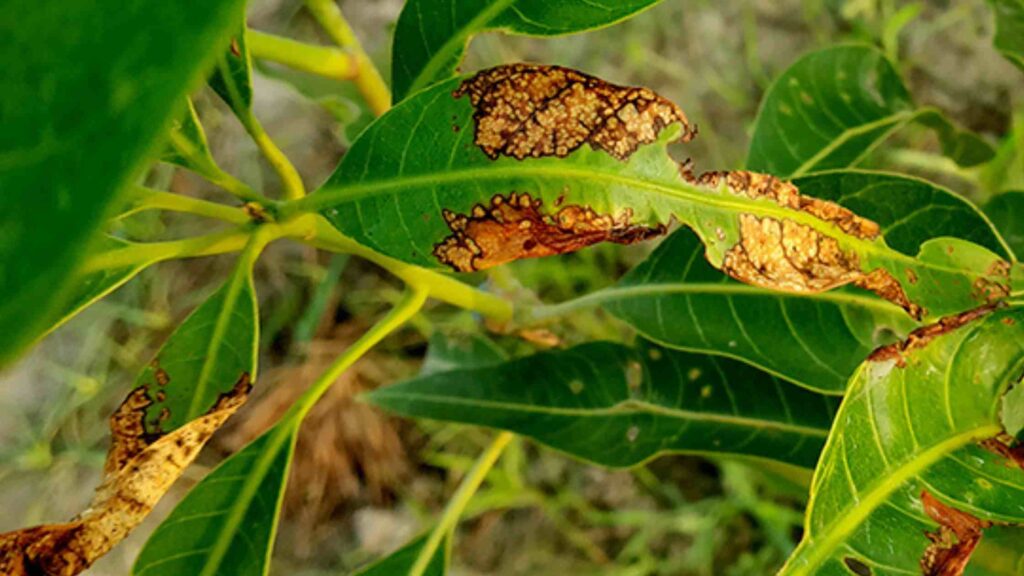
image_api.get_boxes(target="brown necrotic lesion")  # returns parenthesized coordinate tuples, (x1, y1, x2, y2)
(433, 192, 665, 272)
(454, 63, 696, 161)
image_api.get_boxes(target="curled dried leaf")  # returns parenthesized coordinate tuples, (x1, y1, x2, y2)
(867, 304, 1000, 365)
(0, 375, 251, 576)
(455, 63, 695, 161)
(433, 192, 665, 272)
(920, 491, 991, 576)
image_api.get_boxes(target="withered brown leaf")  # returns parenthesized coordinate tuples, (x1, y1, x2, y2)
(0, 375, 251, 576)
(920, 490, 991, 576)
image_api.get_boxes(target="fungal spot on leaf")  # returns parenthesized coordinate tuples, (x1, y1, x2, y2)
(979, 435, 1024, 469)
(0, 374, 251, 575)
(973, 260, 1011, 303)
(843, 556, 873, 576)
(626, 425, 640, 442)
(625, 361, 643, 393)
(433, 192, 666, 272)
(920, 490, 990, 576)
(868, 304, 1000, 366)
(687, 368, 701, 382)
(454, 63, 695, 161)
(568, 379, 585, 395)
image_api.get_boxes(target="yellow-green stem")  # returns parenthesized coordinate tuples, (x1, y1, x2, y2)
(305, 0, 391, 116)
(243, 112, 307, 201)
(167, 128, 271, 206)
(248, 29, 357, 80)
(409, 431, 514, 576)
(122, 186, 250, 225)
(294, 214, 513, 322)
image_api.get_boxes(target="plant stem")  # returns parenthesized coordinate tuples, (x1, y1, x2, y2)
(248, 29, 357, 80)
(167, 129, 272, 206)
(409, 431, 514, 576)
(293, 287, 428, 418)
(242, 110, 307, 201)
(304, 0, 391, 116)
(293, 214, 513, 322)
(121, 186, 251, 225)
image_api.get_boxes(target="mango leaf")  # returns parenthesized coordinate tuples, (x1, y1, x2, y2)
(353, 533, 447, 576)
(990, 0, 1024, 71)
(37, 237, 158, 340)
(985, 191, 1024, 260)
(391, 0, 663, 101)
(162, 99, 222, 178)
(604, 228, 916, 394)
(1, 377, 251, 576)
(420, 330, 507, 375)
(132, 236, 262, 434)
(0, 0, 249, 368)
(780, 306, 1024, 575)
(605, 170, 1009, 393)
(209, 26, 254, 120)
(367, 341, 838, 469)
(746, 45, 994, 178)
(133, 419, 297, 576)
(304, 64, 1012, 323)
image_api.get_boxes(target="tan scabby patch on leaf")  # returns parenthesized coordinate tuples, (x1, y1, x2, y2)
(454, 63, 695, 161)
(693, 170, 880, 239)
(867, 304, 999, 365)
(920, 490, 990, 576)
(433, 192, 666, 272)
(0, 374, 251, 576)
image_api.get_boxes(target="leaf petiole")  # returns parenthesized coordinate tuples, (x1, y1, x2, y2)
(248, 29, 357, 81)
(120, 186, 251, 225)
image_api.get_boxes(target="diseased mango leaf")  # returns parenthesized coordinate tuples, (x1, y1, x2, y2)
(0, 377, 251, 576)
(132, 239, 261, 434)
(133, 419, 297, 576)
(605, 228, 916, 394)
(985, 191, 1024, 260)
(780, 306, 1024, 575)
(0, 0, 249, 368)
(606, 170, 1009, 393)
(306, 64, 1012, 323)
(990, 0, 1024, 71)
(391, 0, 663, 101)
(209, 27, 254, 120)
(367, 341, 838, 469)
(353, 533, 447, 576)
(746, 45, 994, 178)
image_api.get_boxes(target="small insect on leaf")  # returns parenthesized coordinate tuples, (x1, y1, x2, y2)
(0, 375, 251, 576)
(919, 490, 991, 576)
(454, 63, 696, 161)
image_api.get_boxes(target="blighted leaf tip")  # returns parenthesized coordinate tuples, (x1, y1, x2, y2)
(454, 63, 695, 161)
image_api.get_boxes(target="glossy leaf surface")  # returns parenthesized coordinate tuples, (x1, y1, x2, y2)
(986, 191, 1024, 260)
(391, 0, 662, 101)
(368, 341, 838, 468)
(0, 0, 248, 367)
(781, 307, 1024, 575)
(746, 45, 993, 178)
(353, 534, 447, 576)
(991, 0, 1024, 70)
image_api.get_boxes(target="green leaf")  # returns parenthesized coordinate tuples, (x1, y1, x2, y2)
(39, 237, 157, 340)
(306, 69, 1011, 323)
(353, 533, 447, 576)
(420, 330, 507, 375)
(990, 0, 1024, 71)
(133, 420, 298, 576)
(746, 44, 994, 178)
(780, 306, 1024, 574)
(605, 228, 916, 394)
(133, 238, 262, 434)
(0, 0, 249, 367)
(209, 27, 254, 120)
(985, 191, 1024, 260)
(368, 341, 838, 469)
(606, 171, 1010, 393)
(162, 99, 221, 177)
(391, 0, 663, 101)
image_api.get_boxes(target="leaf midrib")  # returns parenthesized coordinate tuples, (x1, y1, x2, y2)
(368, 390, 830, 438)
